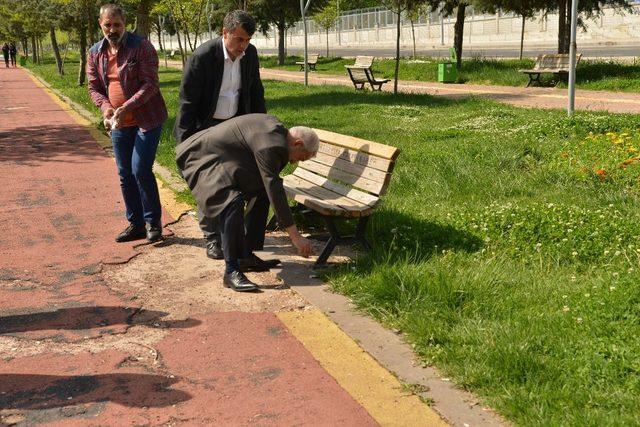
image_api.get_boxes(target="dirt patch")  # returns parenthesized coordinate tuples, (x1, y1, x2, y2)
(102, 214, 310, 317)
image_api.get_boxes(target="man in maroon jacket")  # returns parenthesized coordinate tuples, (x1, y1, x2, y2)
(87, 3, 168, 243)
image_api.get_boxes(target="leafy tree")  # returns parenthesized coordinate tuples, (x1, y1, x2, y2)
(250, 0, 307, 65)
(313, 2, 337, 56)
(474, 0, 546, 59)
(381, 0, 415, 93)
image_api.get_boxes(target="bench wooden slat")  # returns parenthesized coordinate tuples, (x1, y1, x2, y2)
(315, 129, 399, 161)
(317, 142, 393, 172)
(353, 55, 373, 68)
(312, 151, 389, 184)
(284, 183, 372, 218)
(299, 159, 388, 196)
(284, 175, 373, 216)
(293, 168, 380, 207)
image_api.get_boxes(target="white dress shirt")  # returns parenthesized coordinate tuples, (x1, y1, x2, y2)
(213, 42, 244, 120)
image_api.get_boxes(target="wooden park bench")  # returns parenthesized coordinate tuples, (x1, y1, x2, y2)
(282, 129, 400, 267)
(296, 53, 319, 71)
(345, 56, 390, 91)
(519, 53, 582, 87)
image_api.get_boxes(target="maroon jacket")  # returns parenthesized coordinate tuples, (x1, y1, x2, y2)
(87, 32, 167, 131)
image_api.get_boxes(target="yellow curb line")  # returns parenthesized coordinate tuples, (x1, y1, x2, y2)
(277, 309, 448, 427)
(25, 71, 189, 221)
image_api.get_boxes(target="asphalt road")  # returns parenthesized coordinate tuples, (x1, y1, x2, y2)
(258, 44, 640, 59)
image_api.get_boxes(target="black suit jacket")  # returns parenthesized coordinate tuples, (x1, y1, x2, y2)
(176, 114, 294, 228)
(173, 37, 266, 143)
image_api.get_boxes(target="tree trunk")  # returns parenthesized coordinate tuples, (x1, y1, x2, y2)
(564, 0, 571, 53)
(520, 15, 525, 60)
(326, 28, 329, 57)
(77, 25, 87, 86)
(411, 20, 416, 59)
(277, 20, 286, 65)
(31, 35, 37, 63)
(453, 4, 466, 70)
(21, 38, 28, 57)
(157, 22, 164, 51)
(172, 15, 186, 67)
(558, 0, 567, 53)
(88, 11, 97, 45)
(135, 0, 152, 38)
(51, 26, 64, 75)
(393, 10, 400, 95)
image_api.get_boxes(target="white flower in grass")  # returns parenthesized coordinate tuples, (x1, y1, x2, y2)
(576, 317, 583, 324)
(572, 251, 578, 257)
(610, 286, 616, 291)
(563, 306, 570, 312)
(613, 272, 619, 277)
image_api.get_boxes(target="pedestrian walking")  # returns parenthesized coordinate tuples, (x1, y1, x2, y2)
(174, 10, 266, 261)
(9, 42, 17, 67)
(2, 43, 9, 68)
(87, 3, 168, 243)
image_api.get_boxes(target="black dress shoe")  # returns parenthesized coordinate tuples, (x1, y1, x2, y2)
(146, 224, 163, 242)
(206, 239, 224, 259)
(239, 254, 282, 272)
(223, 271, 259, 292)
(115, 224, 146, 242)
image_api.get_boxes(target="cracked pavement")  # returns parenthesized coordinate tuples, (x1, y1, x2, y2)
(0, 67, 379, 425)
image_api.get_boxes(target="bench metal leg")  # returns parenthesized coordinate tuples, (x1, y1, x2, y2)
(526, 73, 540, 87)
(355, 216, 372, 251)
(314, 216, 373, 268)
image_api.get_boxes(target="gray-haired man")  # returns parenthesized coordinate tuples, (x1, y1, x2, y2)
(174, 10, 266, 261)
(176, 114, 317, 292)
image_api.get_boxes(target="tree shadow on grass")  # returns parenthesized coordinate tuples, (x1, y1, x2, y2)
(0, 374, 191, 410)
(266, 87, 463, 112)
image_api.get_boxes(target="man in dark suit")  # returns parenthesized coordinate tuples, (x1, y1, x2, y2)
(174, 10, 266, 261)
(176, 114, 316, 292)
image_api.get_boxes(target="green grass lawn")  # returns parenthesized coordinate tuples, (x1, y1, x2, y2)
(26, 57, 640, 425)
(260, 54, 640, 92)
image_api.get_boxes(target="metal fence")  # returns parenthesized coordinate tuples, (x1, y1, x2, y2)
(287, 6, 515, 36)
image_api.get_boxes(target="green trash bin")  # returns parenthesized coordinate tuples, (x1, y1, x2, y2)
(19, 55, 26, 67)
(437, 62, 457, 83)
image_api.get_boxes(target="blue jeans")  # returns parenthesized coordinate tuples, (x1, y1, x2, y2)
(111, 125, 162, 227)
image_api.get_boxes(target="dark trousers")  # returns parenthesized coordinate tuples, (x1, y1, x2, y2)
(2, 53, 8, 68)
(9, 53, 15, 67)
(111, 125, 163, 227)
(218, 190, 270, 264)
(195, 117, 227, 242)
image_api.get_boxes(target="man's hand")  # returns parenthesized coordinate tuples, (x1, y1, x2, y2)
(292, 234, 313, 258)
(104, 108, 115, 119)
(286, 224, 314, 258)
(113, 106, 126, 125)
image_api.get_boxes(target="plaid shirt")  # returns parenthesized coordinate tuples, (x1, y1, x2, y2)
(87, 32, 167, 131)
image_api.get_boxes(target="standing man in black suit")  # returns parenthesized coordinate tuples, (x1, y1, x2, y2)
(173, 10, 266, 261)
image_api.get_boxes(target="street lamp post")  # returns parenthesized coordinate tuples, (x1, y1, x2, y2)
(567, 0, 579, 116)
(300, 0, 312, 86)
